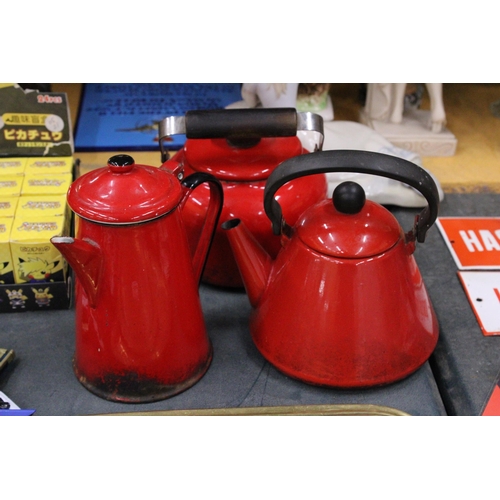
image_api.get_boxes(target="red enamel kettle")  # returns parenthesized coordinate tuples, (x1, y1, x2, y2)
(51, 154, 223, 403)
(222, 150, 440, 388)
(159, 107, 327, 288)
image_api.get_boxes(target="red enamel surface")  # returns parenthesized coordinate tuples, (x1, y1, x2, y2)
(68, 161, 182, 224)
(249, 236, 438, 387)
(68, 213, 212, 402)
(183, 137, 303, 180)
(56, 157, 223, 402)
(296, 199, 402, 258)
(163, 136, 327, 287)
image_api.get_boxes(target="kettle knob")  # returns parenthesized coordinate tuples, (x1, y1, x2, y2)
(108, 154, 135, 173)
(333, 181, 366, 214)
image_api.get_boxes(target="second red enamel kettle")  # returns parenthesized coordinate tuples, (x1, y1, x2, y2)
(223, 150, 440, 388)
(159, 107, 327, 288)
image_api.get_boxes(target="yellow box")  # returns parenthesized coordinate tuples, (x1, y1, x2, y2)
(0, 218, 14, 285)
(0, 157, 27, 176)
(15, 194, 68, 219)
(10, 214, 69, 284)
(21, 172, 72, 197)
(0, 197, 19, 218)
(0, 175, 23, 197)
(24, 156, 73, 175)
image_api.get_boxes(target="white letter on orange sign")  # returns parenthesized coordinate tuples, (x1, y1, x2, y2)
(459, 230, 484, 252)
(479, 230, 500, 251)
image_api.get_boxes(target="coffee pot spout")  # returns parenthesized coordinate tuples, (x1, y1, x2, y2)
(222, 219, 272, 307)
(51, 236, 103, 308)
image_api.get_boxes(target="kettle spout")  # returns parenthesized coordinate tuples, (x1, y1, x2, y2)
(222, 219, 272, 307)
(50, 236, 103, 308)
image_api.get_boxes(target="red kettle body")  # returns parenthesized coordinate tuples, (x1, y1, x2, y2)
(159, 108, 328, 288)
(51, 155, 223, 403)
(223, 150, 440, 388)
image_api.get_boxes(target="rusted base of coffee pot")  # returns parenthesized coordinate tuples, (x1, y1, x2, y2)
(72, 348, 213, 404)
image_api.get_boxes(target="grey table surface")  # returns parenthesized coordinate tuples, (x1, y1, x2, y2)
(2, 192, 496, 417)
(393, 193, 500, 416)
(1, 283, 445, 416)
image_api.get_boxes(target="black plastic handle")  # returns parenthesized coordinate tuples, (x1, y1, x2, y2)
(159, 108, 325, 162)
(264, 150, 440, 243)
(184, 108, 298, 139)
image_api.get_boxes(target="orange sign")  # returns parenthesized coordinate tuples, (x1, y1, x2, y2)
(483, 384, 500, 416)
(437, 217, 500, 269)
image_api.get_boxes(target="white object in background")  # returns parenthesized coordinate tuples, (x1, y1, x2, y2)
(298, 120, 445, 208)
(227, 88, 445, 208)
(241, 83, 299, 108)
(232, 83, 335, 121)
(458, 271, 500, 336)
(364, 83, 446, 133)
(360, 83, 457, 157)
(0, 390, 20, 409)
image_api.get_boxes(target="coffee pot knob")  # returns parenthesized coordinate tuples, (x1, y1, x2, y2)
(108, 154, 135, 173)
(333, 181, 366, 214)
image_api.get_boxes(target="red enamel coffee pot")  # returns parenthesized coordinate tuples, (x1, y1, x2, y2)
(51, 154, 223, 403)
(223, 150, 440, 388)
(159, 107, 327, 288)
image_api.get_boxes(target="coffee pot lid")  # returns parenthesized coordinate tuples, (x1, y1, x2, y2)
(296, 181, 402, 258)
(67, 154, 183, 224)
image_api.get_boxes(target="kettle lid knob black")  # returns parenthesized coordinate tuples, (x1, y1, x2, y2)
(333, 181, 366, 214)
(108, 154, 135, 173)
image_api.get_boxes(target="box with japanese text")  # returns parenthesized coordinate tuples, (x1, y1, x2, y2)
(0, 84, 73, 157)
(0, 217, 14, 285)
(0, 208, 72, 312)
(15, 194, 68, 219)
(0, 175, 23, 197)
(0, 157, 27, 176)
(21, 172, 72, 197)
(0, 197, 19, 218)
(24, 156, 73, 175)
(10, 213, 69, 284)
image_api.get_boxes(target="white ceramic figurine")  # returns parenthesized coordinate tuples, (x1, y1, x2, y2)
(364, 83, 446, 133)
(360, 83, 456, 156)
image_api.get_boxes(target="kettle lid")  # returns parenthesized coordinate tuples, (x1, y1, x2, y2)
(67, 154, 183, 224)
(296, 181, 402, 258)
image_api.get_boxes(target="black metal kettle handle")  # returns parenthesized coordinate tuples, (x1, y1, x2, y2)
(185, 108, 299, 138)
(159, 108, 324, 162)
(264, 150, 440, 243)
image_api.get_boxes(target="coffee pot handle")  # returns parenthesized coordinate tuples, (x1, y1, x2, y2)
(264, 150, 440, 243)
(181, 173, 223, 283)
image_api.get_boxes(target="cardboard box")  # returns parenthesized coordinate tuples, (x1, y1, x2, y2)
(0, 84, 73, 157)
(10, 214, 69, 284)
(0, 197, 19, 218)
(0, 157, 27, 176)
(0, 85, 74, 312)
(24, 156, 73, 175)
(0, 175, 23, 197)
(15, 194, 68, 219)
(0, 273, 72, 312)
(0, 218, 14, 285)
(20, 172, 72, 197)
(5, 208, 72, 311)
